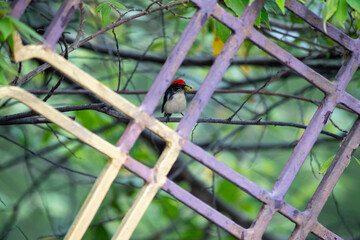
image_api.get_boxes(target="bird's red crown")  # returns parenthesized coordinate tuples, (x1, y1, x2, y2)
(171, 79, 185, 85)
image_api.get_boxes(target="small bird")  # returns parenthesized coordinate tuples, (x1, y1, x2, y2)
(162, 79, 194, 122)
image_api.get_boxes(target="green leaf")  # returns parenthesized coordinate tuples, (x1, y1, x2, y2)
(260, 8, 271, 29)
(254, 13, 261, 28)
(6, 34, 14, 50)
(346, 0, 360, 13)
(354, 70, 360, 88)
(353, 156, 360, 166)
(10, 17, 43, 43)
(95, 3, 105, 13)
(265, 0, 283, 14)
(254, 8, 270, 29)
(322, 0, 339, 32)
(0, 17, 13, 40)
(319, 155, 335, 174)
(334, 0, 348, 28)
(275, 0, 285, 14)
(224, 0, 248, 17)
(215, 20, 231, 43)
(357, 18, 360, 30)
(0, 68, 8, 86)
(109, 1, 127, 10)
(101, 5, 111, 27)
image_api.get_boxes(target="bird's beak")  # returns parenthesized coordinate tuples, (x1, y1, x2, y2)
(184, 85, 194, 91)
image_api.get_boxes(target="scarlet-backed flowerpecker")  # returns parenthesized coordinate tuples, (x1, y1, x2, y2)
(162, 79, 193, 122)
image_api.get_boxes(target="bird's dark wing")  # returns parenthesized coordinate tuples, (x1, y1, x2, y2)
(161, 88, 171, 113)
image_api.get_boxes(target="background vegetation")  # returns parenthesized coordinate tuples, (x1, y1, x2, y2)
(1, 0, 360, 239)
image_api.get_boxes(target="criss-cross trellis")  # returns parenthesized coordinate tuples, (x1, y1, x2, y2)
(6, 0, 360, 239)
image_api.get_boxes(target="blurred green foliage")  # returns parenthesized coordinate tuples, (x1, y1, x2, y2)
(0, 0, 360, 240)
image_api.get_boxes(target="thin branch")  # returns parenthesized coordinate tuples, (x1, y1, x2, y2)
(0, 117, 75, 125)
(228, 70, 290, 121)
(329, 118, 349, 134)
(26, 88, 356, 114)
(45, 123, 80, 159)
(65, 37, 342, 68)
(10, 0, 192, 86)
(151, 0, 191, 20)
(70, 1, 85, 49)
(0, 103, 345, 140)
(0, 103, 106, 123)
(122, 36, 165, 90)
(111, 28, 122, 92)
(0, 197, 6, 207)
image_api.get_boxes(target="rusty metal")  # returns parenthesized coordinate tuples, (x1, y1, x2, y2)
(7, 0, 360, 239)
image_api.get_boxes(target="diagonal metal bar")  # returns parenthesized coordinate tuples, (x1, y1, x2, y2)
(112, 143, 182, 240)
(9, 0, 360, 239)
(177, 0, 267, 138)
(183, 140, 270, 203)
(10, 0, 32, 19)
(339, 92, 360, 115)
(246, 49, 359, 240)
(290, 118, 360, 239)
(162, 176, 248, 238)
(333, 52, 360, 89)
(312, 222, 343, 240)
(122, 155, 247, 238)
(43, 0, 81, 49)
(273, 53, 358, 196)
(0, 87, 125, 240)
(248, 30, 334, 94)
(115, 1, 217, 153)
(141, 2, 217, 115)
(10, 33, 186, 239)
(112, 3, 218, 239)
(285, 0, 357, 51)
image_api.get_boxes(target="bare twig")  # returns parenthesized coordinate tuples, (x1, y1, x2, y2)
(151, 0, 192, 20)
(122, 36, 165, 90)
(227, 70, 290, 121)
(70, 1, 85, 49)
(329, 118, 349, 134)
(112, 28, 122, 92)
(10, 1, 192, 86)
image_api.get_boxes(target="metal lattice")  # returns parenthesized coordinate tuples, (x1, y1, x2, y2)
(6, 0, 360, 239)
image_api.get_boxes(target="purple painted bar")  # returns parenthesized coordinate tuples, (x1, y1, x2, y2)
(10, 0, 31, 19)
(247, 96, 335, 236)
(176, 0, 267, 138)
(290, 119, 360, 238)
(116, 120, 144, 152)
(43, 0, 81, 49)
(183, 140, 270, 203)
(337, 53, 360, 115)
(278, 192, 342, 240)
(163, 178, 247, 238)
(123, 156, 152, 182)
(11, 0, 360, 238)
(122, 155, 247, 238)
(140, 1, 217, 115)
(333, 53, 360, 89)
(116, 1, 216, 153)
(248, 30, 334, 94)
(211, 4, 241, 32)
(272, 57, 349, 197)
(312, 222, 343, 240)
(340, 92, 360, 115)
(286, 0, 356, 51)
